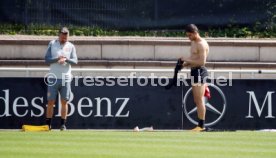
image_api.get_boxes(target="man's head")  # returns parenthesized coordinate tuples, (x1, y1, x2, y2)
(185, 24, 199, 41)
(59, 27, 69, 44)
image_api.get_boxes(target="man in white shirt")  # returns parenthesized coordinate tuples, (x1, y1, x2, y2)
(45, 27, 78, 131)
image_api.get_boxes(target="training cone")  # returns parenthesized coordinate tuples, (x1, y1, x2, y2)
(22, 125, 50, 132)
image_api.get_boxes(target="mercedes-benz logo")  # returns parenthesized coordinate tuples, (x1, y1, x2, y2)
(183, 83, 227, 127)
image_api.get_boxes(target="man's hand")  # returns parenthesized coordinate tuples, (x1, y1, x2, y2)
(180, 57, 191, 67)
(180, 57, 186, 62)
(58, 55, 65, 59)
(58, 56, 67, 64)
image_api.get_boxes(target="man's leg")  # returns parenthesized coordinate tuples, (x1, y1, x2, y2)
(46, 82, 58, 129)
(192, 83, 206, 130)
(46, 100, 55, 129)
(60, 81, 70, 130)
(60, 99, 68, 130)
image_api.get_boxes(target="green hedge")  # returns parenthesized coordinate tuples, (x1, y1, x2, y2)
(0, 23, 275, 38)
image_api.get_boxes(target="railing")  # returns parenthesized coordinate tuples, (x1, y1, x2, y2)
(0, 67, 275, 73)
(0, 67, 275, 79)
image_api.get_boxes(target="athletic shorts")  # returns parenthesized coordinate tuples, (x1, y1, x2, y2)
(47, 78, 71, 101)
(190, 66, 208, 84)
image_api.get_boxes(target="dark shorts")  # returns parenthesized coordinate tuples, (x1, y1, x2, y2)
(190, 67, 208, 84)
(47, 79, 71, 101)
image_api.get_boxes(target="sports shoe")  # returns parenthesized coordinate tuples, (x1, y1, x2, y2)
(133, 126, 140, 132)
(47, 125, 51, 131)
(60, 125, 67, 131)
(191, 126, 205, 132)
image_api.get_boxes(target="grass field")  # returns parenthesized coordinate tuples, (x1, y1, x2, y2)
(0, 130, 276, 158)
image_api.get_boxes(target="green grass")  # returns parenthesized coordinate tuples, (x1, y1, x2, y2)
(0, 130, 276, 158)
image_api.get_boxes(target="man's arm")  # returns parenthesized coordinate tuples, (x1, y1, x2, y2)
(66, 46, 78, 65)
(182, 62, 190, 67)
(45, 42, 59, 64)
(183, 43, 206, 67)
